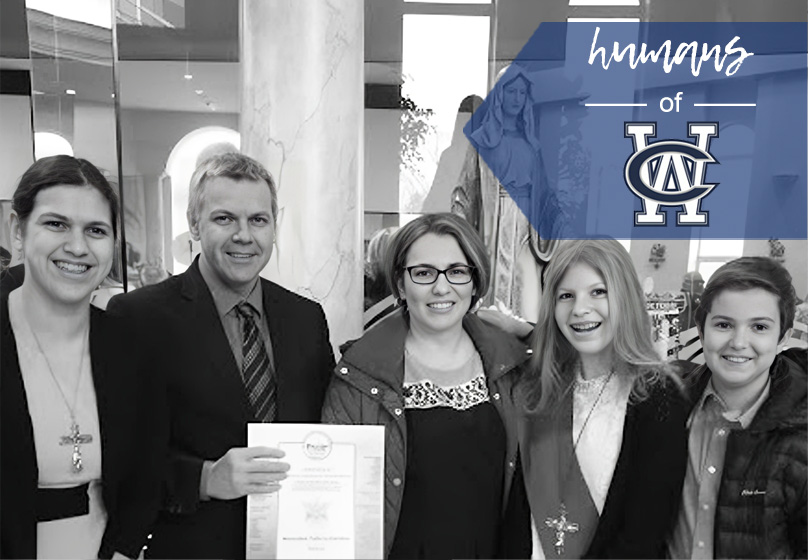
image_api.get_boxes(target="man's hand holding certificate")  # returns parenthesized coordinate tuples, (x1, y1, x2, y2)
(246, 424, 384, 559)
(207, 447, 290, 500)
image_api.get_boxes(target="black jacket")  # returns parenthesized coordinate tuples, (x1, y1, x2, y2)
(106, 258, 335, 559)
(520, 372, 690, 559)
(586, 377, 689, 558)
(322, 310, 532, 557)
(0, 290, 159, 559)
(683, 348, 807, 559)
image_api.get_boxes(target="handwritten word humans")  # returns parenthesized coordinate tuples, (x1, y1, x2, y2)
(588, 26, 754, 77)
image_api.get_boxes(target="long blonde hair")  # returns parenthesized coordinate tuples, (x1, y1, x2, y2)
(523, 239, 676, 414)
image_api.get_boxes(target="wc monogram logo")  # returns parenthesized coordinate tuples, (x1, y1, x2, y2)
(624, 122, 719, 226)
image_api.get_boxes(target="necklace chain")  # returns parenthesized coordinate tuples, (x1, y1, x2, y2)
(24, 309, 91, 473)
(572, 366, 615, 454)
(28, 325, 88, 421)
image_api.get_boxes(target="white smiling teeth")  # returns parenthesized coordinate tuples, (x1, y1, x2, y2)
(571, 322, 599, 331)
(724, 356, 750, 363)
(428, 302, 453, 309)
(56, 261, 88, 273)
(230, 254, 252, 259)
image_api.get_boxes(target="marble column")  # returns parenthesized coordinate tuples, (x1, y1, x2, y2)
(241, 0, 364, 351)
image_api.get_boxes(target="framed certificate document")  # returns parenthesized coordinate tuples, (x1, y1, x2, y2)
(246, 423, 384, 559)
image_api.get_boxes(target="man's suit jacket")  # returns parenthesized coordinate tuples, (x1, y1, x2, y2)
(106, 258, 335, 559)
(1, 291, 159, 559)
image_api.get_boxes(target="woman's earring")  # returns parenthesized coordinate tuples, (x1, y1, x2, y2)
(470, 298, 483, 314)
(395, 295, 406, 308)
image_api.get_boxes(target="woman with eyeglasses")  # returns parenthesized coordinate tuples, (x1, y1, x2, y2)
(323, 213, 532, 559)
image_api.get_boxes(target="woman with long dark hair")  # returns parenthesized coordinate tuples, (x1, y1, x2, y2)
(1, 156, 158, 558)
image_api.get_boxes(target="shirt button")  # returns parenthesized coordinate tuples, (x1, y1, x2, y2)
(717, 428, 727, 436)
(393, 478, 402, 486)
(702, 504, 710, 511)
(707, 466, 717, 474)
(371, 387, 379, 395)
(394, 408, 402, 416)
(508, 461, 515, 468)
(526, 349, 533, 354)
(340, 367, 348, 374)
(698, 541, 705, 548)
(493, 392, 501, 400)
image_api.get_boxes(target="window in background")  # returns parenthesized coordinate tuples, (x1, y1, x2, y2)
(404, 0, 490, 3)
(400, 13, 490, 214)
(569, 0, 638, 5)
(567, 0, 644, 20)
(117, 0, 185, 28)
(27, 0, 112, 28)
(165, 126, 240, 274)
(567, 17, 641, 21)
(686, 122, 752, 283)
(688, 239, 745, 283)
(33, 131, 73, 160)
(566, 1, 641, 240)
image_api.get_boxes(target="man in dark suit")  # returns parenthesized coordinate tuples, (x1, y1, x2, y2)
(107, 153, 335, 559)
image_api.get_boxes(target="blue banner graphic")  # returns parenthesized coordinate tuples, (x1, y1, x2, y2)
(466, 22, 807, 239)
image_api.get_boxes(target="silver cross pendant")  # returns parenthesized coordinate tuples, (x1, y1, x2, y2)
(59, 422, 93, 473)
(544, 502, 580, 556)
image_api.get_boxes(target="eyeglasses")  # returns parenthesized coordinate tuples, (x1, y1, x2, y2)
(404, 265, 475, 285)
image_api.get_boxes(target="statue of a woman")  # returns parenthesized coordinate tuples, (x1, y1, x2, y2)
(454, 65, 562, 320)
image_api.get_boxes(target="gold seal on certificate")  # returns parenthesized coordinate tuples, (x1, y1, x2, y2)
(246, 424, 384, 559)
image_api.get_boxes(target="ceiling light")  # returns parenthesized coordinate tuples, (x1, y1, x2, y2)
(65, 89, 76, 95)
(195, 89, 204, 95)
(184, 74, 193, 80)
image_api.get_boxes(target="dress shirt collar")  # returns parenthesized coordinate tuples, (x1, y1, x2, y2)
(694, 376, 771, 430)
(198, 256, 263, 318)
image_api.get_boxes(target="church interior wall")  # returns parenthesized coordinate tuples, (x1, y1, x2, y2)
(1, 0, 806, 327)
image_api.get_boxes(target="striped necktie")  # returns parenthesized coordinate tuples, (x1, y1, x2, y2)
(237, 304, 276, 422)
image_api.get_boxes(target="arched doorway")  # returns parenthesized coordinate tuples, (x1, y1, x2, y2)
(164, 126, 240, 273)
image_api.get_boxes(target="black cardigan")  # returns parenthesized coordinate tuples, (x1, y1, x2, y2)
(584, 377, 689, 558)
(0, 290, 160, 559)
(517, 375, 690, 559)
